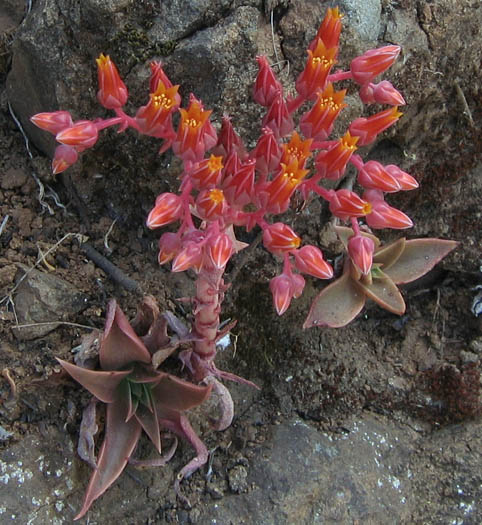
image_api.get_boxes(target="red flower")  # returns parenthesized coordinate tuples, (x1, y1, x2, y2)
(158, 232, 181, 265)
(280, 131, 313, 168)
(189, 155, 224, 190)
(299, 83, 347, 140)
(350, 45, 401, 85)
(149, 61, 174, 91)
(365, 199, 413, 230)
(96, 54, 128, 109)
(172, 241, 203, 272)
(349, 106, 402, 146)
(258, 158, 308, 214)
(262, 223, 301, 255)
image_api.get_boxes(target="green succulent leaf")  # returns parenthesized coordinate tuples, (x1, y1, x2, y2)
(383, 239, 458, 284)
(304, 269, 366, 328)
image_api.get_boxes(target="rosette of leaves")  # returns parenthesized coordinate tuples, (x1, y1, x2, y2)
(304, 226, 458, 328)
(58, 299, 212, 520)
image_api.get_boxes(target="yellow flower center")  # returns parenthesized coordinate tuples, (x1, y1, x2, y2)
(152, 93, 173, 110)
(208, 189, 224, 204)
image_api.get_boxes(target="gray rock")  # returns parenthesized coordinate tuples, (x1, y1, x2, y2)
(338, 0, 382, 42)
(12, 264, 88, 340)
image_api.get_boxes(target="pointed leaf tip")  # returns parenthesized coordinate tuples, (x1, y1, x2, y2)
(383, 238, 458, 285)
(100, 300, 151, 370)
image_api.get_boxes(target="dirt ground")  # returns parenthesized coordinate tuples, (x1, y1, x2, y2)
(1, 1, 481, 524)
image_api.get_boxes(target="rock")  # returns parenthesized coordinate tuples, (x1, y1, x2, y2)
(228, 465, 248, 493)
(1, 167, 28, 190)
(12, 264, 88, 340)
(338, 0, 381, 42)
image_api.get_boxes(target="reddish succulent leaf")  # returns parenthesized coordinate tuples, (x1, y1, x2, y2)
(75, 386, 142, 520)
(153, 374, 212, 412)
(373, 237, 406, 270)
(57, 358, 131, 403)
(383, 239, 458, 284)
(353, 273, 406, 315)
(334, 225, 380, 251)
(134, 402, 161, 454)
(100, 300, 151, 370)
(303, 270, 366, 328)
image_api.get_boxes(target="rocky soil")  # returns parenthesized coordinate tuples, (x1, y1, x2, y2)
(0, 1, 481, 523)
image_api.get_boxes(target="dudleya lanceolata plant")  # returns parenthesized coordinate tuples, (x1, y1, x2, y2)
(31, 7, 457, 518)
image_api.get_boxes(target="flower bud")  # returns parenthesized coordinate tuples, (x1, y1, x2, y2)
(52, 144, 78, 174)
(56, 120, 98, 150)
(348, 235, 375, 275)
(359, 81, 405, 106)
(263, 223, 301, 255)
(329, 189, 372, 221)
(294, 245, 333, 279)
(146, 193, 182, 229)
(384, 165, 418, 190)
(357, 160, 400, 192)
(172, 241, 203, 272)
(96, 54, 128, 109)
(158, 232, 181, 265)
(269, 274, 294, 316)
(206, 233, 233, 269)
(253, 56, 283, 107)
(363, 194, 413, 229)
(30, 111, 73, 135)
(350, 45, 401, 85)
(349, 107, 402, 146)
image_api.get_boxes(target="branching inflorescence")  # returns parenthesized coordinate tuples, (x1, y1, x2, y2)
(31, 7, 457, 519)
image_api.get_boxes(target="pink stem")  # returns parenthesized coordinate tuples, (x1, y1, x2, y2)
(327, 70, 353, 82)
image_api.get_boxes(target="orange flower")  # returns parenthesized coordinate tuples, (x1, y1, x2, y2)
(56, 120, 98, 150)
(189, 155, 224, 189)
(135, 80, 180, 137)
(299, 83, 347, 140)
(261, 158, 308, 214)
(96, 54, 128, 109)
(30, 111, 73, 135)
(195, 189, 228, 221)
(350, 45, 401, 85)
(295, 39, 337, 100)
(280, 131, 313, 168)
(173, 96, 217, 162)
(315, 131, 358, 180)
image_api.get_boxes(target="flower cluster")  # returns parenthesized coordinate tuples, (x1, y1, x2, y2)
(30, 7, 457, 518)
